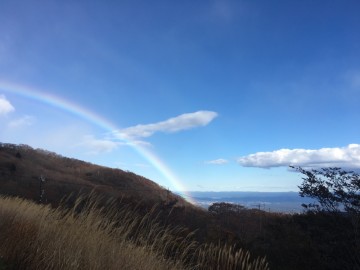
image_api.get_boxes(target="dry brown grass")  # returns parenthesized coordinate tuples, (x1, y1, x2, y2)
(0, 195, 269, 270)
(0, 195, 182, 270)
(194, 244, 268, 270)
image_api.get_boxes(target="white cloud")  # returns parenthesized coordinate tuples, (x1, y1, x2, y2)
(237, 144, 360, 169)
(8, 115, 35, 128)
(0, 95, 15, 116)
(113, 111, 218, 139)
(205, 158, 229, 165)
(81, 135, 119, 154)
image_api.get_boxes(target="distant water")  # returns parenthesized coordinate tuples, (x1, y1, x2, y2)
(187, 192, 315, 213)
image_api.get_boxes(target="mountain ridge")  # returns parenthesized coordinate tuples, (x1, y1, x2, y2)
(0, 142, 191, 208)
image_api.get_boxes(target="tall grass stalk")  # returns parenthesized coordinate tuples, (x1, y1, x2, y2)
(0, 195, 268, 270)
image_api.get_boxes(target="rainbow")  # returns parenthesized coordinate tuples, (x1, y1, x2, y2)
(0, 80, 195, 204)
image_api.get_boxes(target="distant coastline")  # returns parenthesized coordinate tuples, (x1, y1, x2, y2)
(185, 191, 315, 213)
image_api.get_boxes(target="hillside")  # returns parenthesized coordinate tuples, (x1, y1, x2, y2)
(0, 142, 189, 207)
(2, 143, 358, 269)
(0, 143, 270, 270)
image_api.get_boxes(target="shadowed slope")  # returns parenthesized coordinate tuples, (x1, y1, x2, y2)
(0, 143, 188, 207)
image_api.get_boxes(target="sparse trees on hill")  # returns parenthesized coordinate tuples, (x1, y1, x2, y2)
(292, 166, 360, 214)
(208, 202, 246, 215)
(293, 166, 360, 269)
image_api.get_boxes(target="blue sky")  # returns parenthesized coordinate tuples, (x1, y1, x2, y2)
(1, 0, 360, 193)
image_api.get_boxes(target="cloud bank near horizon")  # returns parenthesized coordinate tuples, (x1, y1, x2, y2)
(113, 111, 218, 139)
(237, 144, 360, 169)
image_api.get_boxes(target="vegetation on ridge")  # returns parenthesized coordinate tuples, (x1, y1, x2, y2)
(0, 143, 186, 207)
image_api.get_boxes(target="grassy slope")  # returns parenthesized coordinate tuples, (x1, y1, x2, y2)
(0, 195, 269, 270)
(0, 196, 182, 270)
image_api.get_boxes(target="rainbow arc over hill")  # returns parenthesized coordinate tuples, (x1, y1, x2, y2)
(0, 81, 195, 204)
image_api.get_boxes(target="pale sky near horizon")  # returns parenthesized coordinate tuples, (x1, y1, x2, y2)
(1, 0, 360, 193)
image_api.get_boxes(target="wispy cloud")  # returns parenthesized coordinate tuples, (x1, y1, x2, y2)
(0, 95, 15, 116)
(8, 115, 35, 128)
(348, 71, 360, 89)
(81, 135, 120, 154)
(343, 70, 360, 91)
(212, 0, 233, 20)
(124, 140, 153, 147)
(237, 144, 360, 169)
(113, 111, 218, 139)
(205, 158, 229, 165)
(351, 74, 360, 89)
